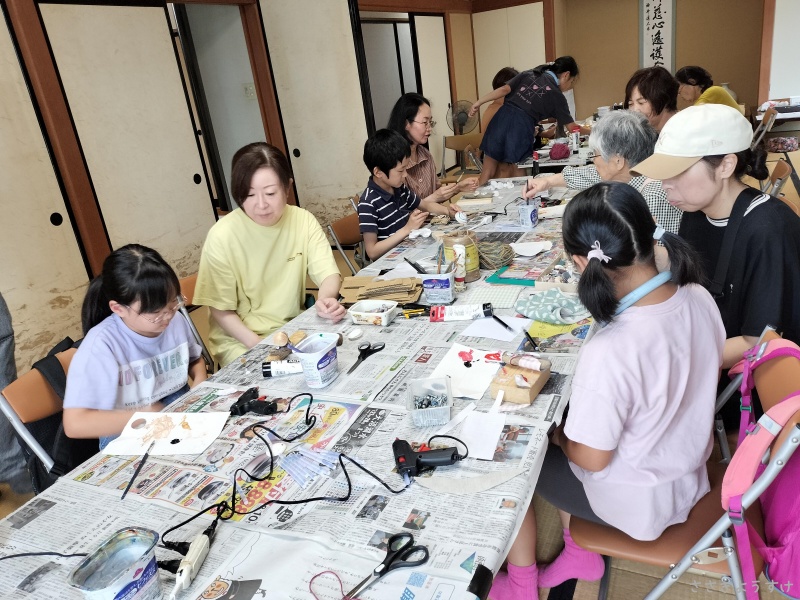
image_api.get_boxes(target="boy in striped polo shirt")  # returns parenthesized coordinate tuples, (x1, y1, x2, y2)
(358, 129, 458, 260)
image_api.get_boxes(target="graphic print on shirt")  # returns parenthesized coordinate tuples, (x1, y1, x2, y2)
(117, 342, 190, 408)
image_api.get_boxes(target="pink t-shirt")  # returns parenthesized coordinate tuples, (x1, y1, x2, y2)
(564, 284, 725, 540)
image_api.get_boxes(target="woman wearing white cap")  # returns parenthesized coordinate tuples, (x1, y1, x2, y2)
(633, 104, 800, 384)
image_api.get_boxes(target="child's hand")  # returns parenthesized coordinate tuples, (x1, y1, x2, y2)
(447, 203, 462, 216)
(406, 209, 429, 231)
(437, 183, 458, 201)
(315, 297, 346, 322)
(457, 177, 479, 192)
(142, 401, 165, 413)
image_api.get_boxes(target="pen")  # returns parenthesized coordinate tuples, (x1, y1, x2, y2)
(492, 314, 515, 333)
(523, 328, 539, 351)
(121, 440, 155, 500)
(403, 257, 427, 274)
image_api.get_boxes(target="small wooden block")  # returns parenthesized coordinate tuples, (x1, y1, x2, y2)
(490, 364, 551, 405)
(264, 347, 291, 362)
(288, 331, 307, 346)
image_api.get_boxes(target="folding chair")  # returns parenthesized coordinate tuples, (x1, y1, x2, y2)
(328, 212, 363, 276)
(0, 347, 98, 493)
(760, 158, 793, 197)
(178, 274, 215, 373)
(751, 107, 777, 150)
(568, 334, 800, 600)
(439, 132, 484, 178)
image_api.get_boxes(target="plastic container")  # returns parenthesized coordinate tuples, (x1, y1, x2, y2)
(518, 204, 539, 228)
(67, 527, 160, 599)
(407, 377, 452, 427)
(348, 300, 399, 326)
(294, 333, 339, 388)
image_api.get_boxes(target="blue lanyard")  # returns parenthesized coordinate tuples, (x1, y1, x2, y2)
(614, 271, 673, 316)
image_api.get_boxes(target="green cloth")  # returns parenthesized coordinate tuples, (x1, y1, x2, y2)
(515, 289, 590, 325)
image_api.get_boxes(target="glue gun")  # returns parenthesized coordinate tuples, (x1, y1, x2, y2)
(229, 387, 277, 417)
(392, 439, 459, 478)
(169, 521, 217, 600)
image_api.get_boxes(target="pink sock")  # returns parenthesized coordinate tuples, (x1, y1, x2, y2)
(538, 528, 604, 588)
(489, 563, 538, 600)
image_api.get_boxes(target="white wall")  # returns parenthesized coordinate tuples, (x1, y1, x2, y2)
(362, 22, 405, 130)
(472, 4, 547, 121)
(769, 0, 800, 99)
(185, 4, 265, 206)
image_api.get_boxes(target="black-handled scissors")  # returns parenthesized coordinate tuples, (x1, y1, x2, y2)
(343, 532, 429, 599)
(346, 342, 386, 375)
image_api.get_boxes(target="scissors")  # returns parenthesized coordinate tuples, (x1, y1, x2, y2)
(343, 533, 429, 599)
(346, 342, 386, 374)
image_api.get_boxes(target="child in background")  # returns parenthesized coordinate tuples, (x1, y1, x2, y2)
(63, 244, 207, 449)
(358, 129, 459, 260)
(491, 182, 724, 598)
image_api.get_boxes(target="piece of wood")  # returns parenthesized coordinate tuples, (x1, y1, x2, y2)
(490, 364, 550, 405)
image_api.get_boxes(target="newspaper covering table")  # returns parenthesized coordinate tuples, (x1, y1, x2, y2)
(0, 179, 585, 600)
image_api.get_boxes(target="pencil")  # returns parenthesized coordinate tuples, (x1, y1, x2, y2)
(456, 172, 464, 184)
(492, 314, 515, 333)
(121, 440, 155, 500)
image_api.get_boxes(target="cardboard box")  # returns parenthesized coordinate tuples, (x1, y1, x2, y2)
(490, 364, 551, 405)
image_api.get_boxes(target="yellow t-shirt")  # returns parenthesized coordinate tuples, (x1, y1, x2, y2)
(696, 86, 740, 110)
(194, 206, 339, 367)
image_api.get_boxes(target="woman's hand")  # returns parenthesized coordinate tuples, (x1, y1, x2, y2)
(315, 297, 346, 322)
(522, 176, 554, 199)
(437, 183, 458, 201)
(457, 177, 479, 192)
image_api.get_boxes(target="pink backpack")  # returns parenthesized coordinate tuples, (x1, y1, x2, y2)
(723, 340, 800, 599)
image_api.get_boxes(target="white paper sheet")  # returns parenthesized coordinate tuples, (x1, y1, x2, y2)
(102, 411, 229, 456)
(460, 411, 506, 460)
(429, 343, 500, 399)
(460, 316, 532, 342)
(509, 241, 553, 257)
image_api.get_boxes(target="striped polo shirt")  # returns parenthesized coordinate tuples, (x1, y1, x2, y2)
(357, 178, 421, 240)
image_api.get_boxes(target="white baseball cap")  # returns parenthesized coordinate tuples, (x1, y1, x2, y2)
(632, 104, 754, 180)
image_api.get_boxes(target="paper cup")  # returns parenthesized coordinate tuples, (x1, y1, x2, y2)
(295, 333, 339, 388)
(597, 105, 610, 117)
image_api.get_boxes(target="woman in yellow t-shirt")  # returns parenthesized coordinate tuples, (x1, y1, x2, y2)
(194, 143, 345, 367)
(676, 66, 739, 110)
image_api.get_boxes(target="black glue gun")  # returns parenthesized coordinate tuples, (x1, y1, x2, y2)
(392, 439, 459, 477)
(229, 387, 277, 417)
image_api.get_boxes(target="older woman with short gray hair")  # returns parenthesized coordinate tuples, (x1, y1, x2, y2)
(523, 110, 682, 232)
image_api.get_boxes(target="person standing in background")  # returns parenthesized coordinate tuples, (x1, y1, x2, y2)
(0, 292, 32, 494)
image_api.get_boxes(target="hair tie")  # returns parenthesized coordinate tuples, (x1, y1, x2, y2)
(653, 225, 666, 241)
(586, 240, 611, 263)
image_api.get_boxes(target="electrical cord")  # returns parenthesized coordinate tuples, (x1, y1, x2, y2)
(0, 551, 88, 562)
(428, 434, 469, 460)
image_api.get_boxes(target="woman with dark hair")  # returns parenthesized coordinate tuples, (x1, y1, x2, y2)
(634, 104, 800, 379)
(675, 65, 739, 109)
(468, 56, 589, 185)
(63, 244, 206, 448)
(490, 182, 724, 599)
(387, 93, 478, 203)
(194, 142, 345, 367)
(624, 66, 678, 132)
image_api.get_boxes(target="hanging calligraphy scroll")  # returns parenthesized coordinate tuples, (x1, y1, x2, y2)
(640, 0, 675, 72)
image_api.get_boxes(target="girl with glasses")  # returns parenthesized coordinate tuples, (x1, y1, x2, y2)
(63, 244, 207, 449)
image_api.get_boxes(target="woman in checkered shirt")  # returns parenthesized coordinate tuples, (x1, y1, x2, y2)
(523, 110, 682, 233)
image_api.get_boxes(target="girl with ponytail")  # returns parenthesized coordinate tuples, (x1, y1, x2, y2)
(491, 182, 725, 599)
(64, 244, 207, 449)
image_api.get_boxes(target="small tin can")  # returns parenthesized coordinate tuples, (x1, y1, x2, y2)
(518, 204, 539, 228)
(68, 527, 160, 599)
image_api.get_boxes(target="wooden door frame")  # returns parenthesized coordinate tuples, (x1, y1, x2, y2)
(5, 0, 287, 277)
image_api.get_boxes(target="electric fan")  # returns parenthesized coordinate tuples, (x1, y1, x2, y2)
(446, 100, 479, 135)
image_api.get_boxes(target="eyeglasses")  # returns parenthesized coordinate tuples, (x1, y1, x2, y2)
(124, 295, 186, 324)
(413, 119, 436, 129)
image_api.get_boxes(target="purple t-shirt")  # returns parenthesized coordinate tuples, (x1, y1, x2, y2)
(64, 314, 201, 411)
(564, 284, 725, 540)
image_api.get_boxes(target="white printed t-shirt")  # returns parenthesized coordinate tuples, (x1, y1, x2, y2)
(64, 314, 201, 411)
(564, 284, 725, 540)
